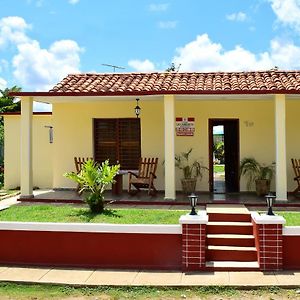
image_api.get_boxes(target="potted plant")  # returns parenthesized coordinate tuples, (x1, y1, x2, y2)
(64, 159, 120, 213)
(240, 157, 275, 196)
(175, 148, 208, 194)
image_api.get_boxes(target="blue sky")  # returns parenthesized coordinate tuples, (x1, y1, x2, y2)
(1, 0, 300, 98)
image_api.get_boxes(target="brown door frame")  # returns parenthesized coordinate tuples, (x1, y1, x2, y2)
(208, 118, 240, 193)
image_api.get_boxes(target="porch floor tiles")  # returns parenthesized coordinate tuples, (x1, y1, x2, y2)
(0, 266, 300, 286)
(25, 189, 300, 210)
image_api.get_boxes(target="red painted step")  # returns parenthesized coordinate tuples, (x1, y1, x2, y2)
(208, 212, 251, 222)
(207, 234, 255, 247)
(207, 221, 253, 235)
(206, 245, 257, 262)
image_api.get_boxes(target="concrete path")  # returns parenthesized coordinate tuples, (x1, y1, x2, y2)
(0, 266, 300, 287)
(0, 194, 20, 211)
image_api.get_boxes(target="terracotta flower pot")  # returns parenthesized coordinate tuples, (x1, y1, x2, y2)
(255, 179, 270, 196)
(181, 178, 197, 194)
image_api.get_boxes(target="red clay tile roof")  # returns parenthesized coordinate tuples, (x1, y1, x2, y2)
(48, 71, 300, 96)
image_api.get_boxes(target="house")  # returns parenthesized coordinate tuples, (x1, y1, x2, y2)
(5, 70, 300, 200)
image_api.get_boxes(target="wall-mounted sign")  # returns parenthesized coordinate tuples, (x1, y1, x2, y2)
(176, 117, 195, 136)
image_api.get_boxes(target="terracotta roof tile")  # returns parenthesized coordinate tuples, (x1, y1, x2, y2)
(49, 71, 300, 95)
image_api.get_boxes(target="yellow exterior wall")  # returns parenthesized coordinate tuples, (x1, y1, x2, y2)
(4, 114, 53, 189)
(52, 101, 165, 189)
(5, 97, 300, 193)
(52, 98, 279, 192)
(286, 100, 300, 192)
(175, 99, 276, 191)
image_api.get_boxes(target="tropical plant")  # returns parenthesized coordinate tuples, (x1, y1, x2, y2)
(175, 148, 208, 180)
(240, 157, 275, 190)
(64, 159, 120, 213)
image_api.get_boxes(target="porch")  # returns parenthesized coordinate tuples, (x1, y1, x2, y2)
(19, 189, 300, 209)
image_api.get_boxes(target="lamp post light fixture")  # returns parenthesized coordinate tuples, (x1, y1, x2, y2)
(265, 192, 276, 216)
(135, 98, 141, 118)
(188, 193, 198, 215)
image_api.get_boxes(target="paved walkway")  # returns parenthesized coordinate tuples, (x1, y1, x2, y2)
(0, 266, 300, 287)
(0, 193, 19, 211)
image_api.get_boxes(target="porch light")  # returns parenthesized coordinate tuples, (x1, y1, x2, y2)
(135, 98, 141, 118)
(188, 193, 198, 215)
(265, 192, 276, 216)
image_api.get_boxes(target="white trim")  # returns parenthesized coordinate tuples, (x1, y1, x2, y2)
(179, 212, 209, 225)
(251, 212, 286, 225)
(283, 226, 300, 236)
(0, 222, 181, 234)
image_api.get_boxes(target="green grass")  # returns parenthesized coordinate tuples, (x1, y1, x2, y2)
(213, 164, 224, 173)
(0, 204, 188, 224)
(277, 211, 300, 226)
(0, 283, 298, 300)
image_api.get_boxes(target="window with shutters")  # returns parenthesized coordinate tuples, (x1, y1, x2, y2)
(93, 118, 141, 170)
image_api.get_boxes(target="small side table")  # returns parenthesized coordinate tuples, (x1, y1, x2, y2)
(112, 170, 138, 195)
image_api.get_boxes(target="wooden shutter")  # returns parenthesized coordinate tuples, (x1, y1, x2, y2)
(119, 118, 141, 170)
(93, 118, 141, 170)
(93, 119, 118, 165)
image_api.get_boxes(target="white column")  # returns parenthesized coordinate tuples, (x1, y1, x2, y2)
(164, 94, 176, 200)
(20, 96, 34, 198)
(275, 94, 287, 201)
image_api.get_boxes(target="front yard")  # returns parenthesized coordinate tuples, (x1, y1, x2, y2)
(0, 204, 188, 224)
(0, 204, 300, 225)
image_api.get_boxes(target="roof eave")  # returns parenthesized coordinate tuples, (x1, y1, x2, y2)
(9, 89, 300, 98)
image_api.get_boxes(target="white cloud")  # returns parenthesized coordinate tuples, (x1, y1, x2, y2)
(69, 0, 80, 4)
(148, 3, 169, 12)
(172, 34, 300, 72)
(0, 16, 83, 91)
(269, 0, 300, 32)
(128, 59, 156, 72)
(13, 39, 82, 91)
(0, 16, 31, 48)
(158, 21, 177, 29)
(0, 78, 7, 90)
(226, 12, 247, 22)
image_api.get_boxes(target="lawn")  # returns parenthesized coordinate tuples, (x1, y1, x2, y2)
(0, 283, 298, 299)
(1, 204, 300, 226)
(213, 164, 224, 173)
(0, 204, 188, 224)
(277, 211, 300, 226)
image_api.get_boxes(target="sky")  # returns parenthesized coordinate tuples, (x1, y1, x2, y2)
(1, 0, 300, 111)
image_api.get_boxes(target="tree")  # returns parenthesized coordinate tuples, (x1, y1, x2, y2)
(0, 86, 22, 170)
(0, 86, 21, 115)
(165, 63, 181, 72)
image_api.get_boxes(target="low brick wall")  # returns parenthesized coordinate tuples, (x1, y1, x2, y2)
(0, 222, 182, 270)
(282, 227, 300, 269)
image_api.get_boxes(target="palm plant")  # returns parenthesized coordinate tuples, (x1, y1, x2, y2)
(240, 157, 275, 191)
(64, 159, 119, 213)
(175, 148, 207, 180)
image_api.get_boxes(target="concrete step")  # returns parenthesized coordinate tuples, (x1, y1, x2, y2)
(207, 234, 255, 247)
(206, 260, 259, 271)
(206, 245, 257, 262)
(207, 221, 253, 235)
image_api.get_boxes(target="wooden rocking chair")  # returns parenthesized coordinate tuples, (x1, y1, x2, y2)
(128, 157, 158, 196)
(291, 158, 300, 197)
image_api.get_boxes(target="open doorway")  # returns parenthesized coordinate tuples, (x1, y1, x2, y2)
(209, 119, 240, 193)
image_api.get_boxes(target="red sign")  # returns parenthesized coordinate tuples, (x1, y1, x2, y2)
(176, 117, 195, 136)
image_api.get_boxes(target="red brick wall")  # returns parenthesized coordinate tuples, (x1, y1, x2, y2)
(182, 224, 206, 271)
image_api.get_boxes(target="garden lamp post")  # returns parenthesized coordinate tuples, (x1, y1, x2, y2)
(188, 193, 198, 215)
(265, 192, 276, 216)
